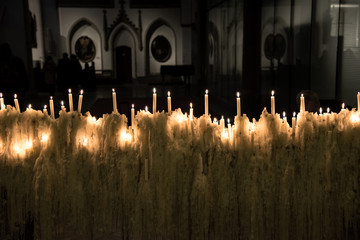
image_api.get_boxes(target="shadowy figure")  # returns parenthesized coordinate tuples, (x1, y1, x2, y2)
(33, 61, 43, 91)
(296, 90, 320, 113)
(69, 54, 82, 91)
(43, 56, 57, 94)
(57, 53, 71, 91)
(0, 43, 28, 105)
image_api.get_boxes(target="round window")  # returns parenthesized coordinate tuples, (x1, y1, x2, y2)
(75, 36, 96, 63)
(151, 35, 171, 62)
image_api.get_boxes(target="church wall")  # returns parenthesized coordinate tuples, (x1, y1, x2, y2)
(58, 4, 183, 77)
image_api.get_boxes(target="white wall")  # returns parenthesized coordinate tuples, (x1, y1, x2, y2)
(70, 25, 102, 70)
(58, 2, 183, 77)
(149, 25, 176, 74)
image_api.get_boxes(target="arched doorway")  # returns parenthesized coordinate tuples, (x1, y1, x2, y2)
(115, 46, 132, 83)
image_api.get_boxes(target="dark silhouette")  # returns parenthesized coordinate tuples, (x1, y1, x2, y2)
(43, 56, 57, 94)
(0, 43, 28, 104)
(57, 53, 71, 91)
(296, 90, 320, 113)
(33, 61, 43, 91)
(69, 54, 82, 91)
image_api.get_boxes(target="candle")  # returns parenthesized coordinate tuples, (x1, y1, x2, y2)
(112, 88, 118, 113)
(167, 91, 171, 113)
(357, 92, 360, 110)
(153, 88, 157, 113)
(283, 111, 287, 124)
(227, 118, 231, 136)
(14, 94, 20, 112)
(319, 107, 323, 116)
(341, 103, 345, 110)
(236, 92, 241, 117)
(43, 105, 48, 114)
(145, 106, 148, 112)
(27, 104, 32, 111)
(0, 93, 4, 110)
(131, 104, 135, 129)
(300, 93, 305, 113)
(49, 96, 55, 119)
(189, 102, 193, 120)
(327, 107, 330, 114)
(213, 118, 218, 125)
(61, 100, 65, 111)
(78, 90, 83, 113)
(68, 89, 73, 112)
(292, 112, 296, 129)
(205, 89, 209, 116)
(220, 115, 225, 130)
(271, 90, 275, 115)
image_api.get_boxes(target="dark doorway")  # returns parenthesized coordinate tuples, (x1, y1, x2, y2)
(115, 46, 132, 82)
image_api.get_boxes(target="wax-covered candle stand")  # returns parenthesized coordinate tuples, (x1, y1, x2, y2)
(0, 92, 359, 239)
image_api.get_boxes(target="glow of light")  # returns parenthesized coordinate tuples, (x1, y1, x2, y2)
(319, 107, 323, 114)
(190, 102, 193, 108)
(82, 138, 88, 146)
(350, 113, 360, 123)
(44, 105, 47, 109)
(41, 134, 49, 142)
(61, 101, 64, 106)
(112, 88, 115, 93)
(327, 107, 330, 113)
(153, 88, 156, 94)
(342, 103, 345, 109)
(168, 91, 170, 97)
(68, 88, 72, 93)
(14, 94, 17, 99)
(271, 90, 275, 96)
(28, 104, 32, 109)
(145, 106, 148, 112)
(237, 92, 240, 98)
(301, 93, 304, 97)
(120, 130, 132, 142)
(213, 118, 218, 124)
(205, 89, 208, 95)
(50, 96, 53, 100)
(0, 93, 2, 98)
(293, 112, 296, 117)
(80, 89, 83, 95)
(283, 111, 286, 118)
(131, 104, 134, 108)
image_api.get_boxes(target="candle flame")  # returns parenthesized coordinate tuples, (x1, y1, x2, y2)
(237, 92, 240, 98)
(271, 90, 275, 96)
(283, 111, 286, 118)
(319, 107, 323, 114)
(14, 94, 17, 99)
(190, 102, 193, 108)
(205, 89, 208, 94)
(227, 118, 230, 124)
(28, 104, 32, 109)
(44, 105, 47, 109)
(168, 91, 170, 97)
(61, 101, 64, 106)
(301, 93, 304, 97)
(293, 112, 296, 117)
(342, 103, 345, 109)
(80, 89, 84, 95)
(131, 104, 134, 108)
(327, 107, 330, 113)
(0, 93, 2, 98)
(50, 96, 53, 100)
(153, 88, 156, 94)
(68, 89, 72, 93)
(221, 115, 224, 120)
(213, 118, 218, 123)
(112, 88, 115, 92)
(145, 106, 148, 112)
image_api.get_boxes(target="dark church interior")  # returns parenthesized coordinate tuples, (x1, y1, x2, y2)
(1, 0, 360, 239)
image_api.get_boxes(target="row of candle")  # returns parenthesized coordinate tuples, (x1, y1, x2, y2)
(0, 89, 358, 124)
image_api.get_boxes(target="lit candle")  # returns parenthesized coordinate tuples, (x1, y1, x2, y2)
(131, 104, 135, 129)
(189, 102, 193, 120)
(167, 91, 171, 113)
(236, 92, 241, 117)
(220, 115, 225, 130)
(205, 89, 209, 116)
(145, 106, 148, 112)
(227, 118, 231, 135)
(0, 93, 4, 110)
(283, 111, 287, 124)
(14, 94, 20, 112)
(49, 96, 55, 119)
(112, 88, 118, 113)
(27, 104, 32, 111)
(300, 93, 305, 113)
(341, 103, 345, 110)
(153, 88, 157, 113)
(271, 90, 275, 115)
(68, 89, 73, 112)
(213, 118, 218, 125)
(357, 92, 360, 111)
(61, 100, 65, 111)
(319, 107, 323, 116)
(292, 112, 296, 129)
(327, 107, 330, 114)
(78, 89, 83, 113)
(43, 105, 48, 114)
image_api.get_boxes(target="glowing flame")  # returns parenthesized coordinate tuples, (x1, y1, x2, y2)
(83, 138, 88, 146)
(293, 112, 296, 117)
(14, 94, 17, 99)
(342, 103, 345, 109)
(205, 89, 208, 95)
(41, 134, 49, 142)
(319, 107, 323, 114)
(168, 91, 170, 97)
(153, 88, 156, 94)
(80, 89, 84, 95)
(68, 89, 72, 93)
(237, 92, 240, 98)
(350, 113, 360, 123)
(120, 131, 132, 142)
(112, 88, 115, 93)
(271, 90, 275, 96)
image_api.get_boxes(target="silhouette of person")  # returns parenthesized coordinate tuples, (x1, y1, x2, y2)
(57, 53, 71, 91)
(43, 56, 57, 94)
(69, 54, 82, 91)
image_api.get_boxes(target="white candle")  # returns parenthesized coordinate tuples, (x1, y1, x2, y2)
(68, 89, 73, 112)
(0, 93, 4, 110)
(292, 112, 296, 129)
(236, 92, 241, 117)
(213, 118, 218, 125)
(78, 89, 83, 113)
(27, 104, 32, 110)
(283, 111, 287, 124)
(153, 88, 157, 113)
(327, 107, 330, 114)
(319, 107, 323, 116)
(357, 92, 360, 111)
(131, 104, 135, 129)
(61, 100, 65, 111)
(341, 103, 345, 110)
(14, 94, 20, 112)
(112, 88, 118, 113)
(227, 118, 231, 138)
(205, 89, 209, 116)
(49, 96, 55, 119)
(271, 90, 275, 115)
(300, 93, 305, 113)
(43, 105, 48, 114)
(189, 102, 193, 120)
(167, 91, 171, 113)
(145, 106, 148, 112)
(220, 115, 225, 130)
